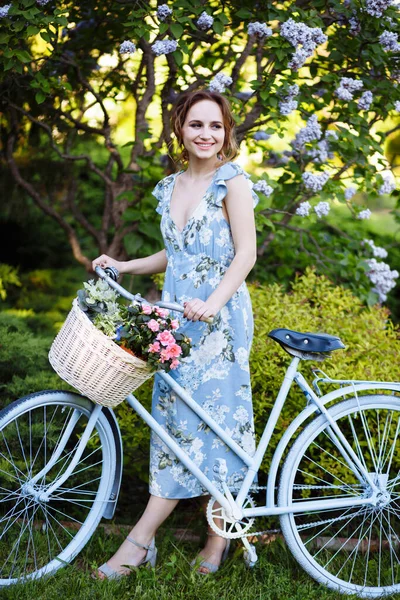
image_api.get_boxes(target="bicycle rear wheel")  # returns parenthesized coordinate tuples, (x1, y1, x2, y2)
(0, 390, 117, 586)
(279, 394, 400, 598)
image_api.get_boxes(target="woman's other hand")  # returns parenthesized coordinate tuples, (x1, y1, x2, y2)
(92, 254, 125, 274)
(183, 298, 219, 322)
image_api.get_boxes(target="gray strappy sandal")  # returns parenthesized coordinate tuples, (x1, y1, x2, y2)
(96, 536, 157, 580)
(191, 533, 230, 574)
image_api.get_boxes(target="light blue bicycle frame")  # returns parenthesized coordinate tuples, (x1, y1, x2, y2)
(86, 267, 400, 522)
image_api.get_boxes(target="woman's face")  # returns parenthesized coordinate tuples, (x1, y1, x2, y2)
(181, 100, 225, 162)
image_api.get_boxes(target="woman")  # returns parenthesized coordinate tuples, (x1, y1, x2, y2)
(92, 89, 259, 578)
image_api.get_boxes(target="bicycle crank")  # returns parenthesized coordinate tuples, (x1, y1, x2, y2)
(206, 494, 256, 539)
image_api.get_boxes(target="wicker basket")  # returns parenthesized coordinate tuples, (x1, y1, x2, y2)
(48, 298, 154, 407)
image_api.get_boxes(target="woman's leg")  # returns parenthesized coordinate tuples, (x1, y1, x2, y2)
(194, 495, 229, 574)
(97, 494, 179, 578)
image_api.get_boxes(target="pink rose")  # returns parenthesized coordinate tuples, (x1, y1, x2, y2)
(147, 319, 160, 332)
(155, 306, 169, 318)
(156, 330, 175, 346)
(160, 348, 170, 363)
(166, 343, 182, 357)
(142, 304, 152, 315)
(170, 319, 180, 330)
(148, 341, 161, 353)
(170, 358, 180, 369)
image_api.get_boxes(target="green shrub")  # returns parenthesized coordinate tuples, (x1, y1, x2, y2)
(249, 267, 400, 476)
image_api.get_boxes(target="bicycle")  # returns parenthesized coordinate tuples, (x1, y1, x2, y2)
(1, 265, 400, 598)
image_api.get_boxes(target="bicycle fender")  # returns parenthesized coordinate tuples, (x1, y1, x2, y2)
(101, 406, 123, 519)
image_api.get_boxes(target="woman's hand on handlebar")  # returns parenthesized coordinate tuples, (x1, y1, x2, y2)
(92, 254, 125, 274)
(183, 298, 218, 323)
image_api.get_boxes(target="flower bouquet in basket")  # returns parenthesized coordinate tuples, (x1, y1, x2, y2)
(77, 279, 192, 373)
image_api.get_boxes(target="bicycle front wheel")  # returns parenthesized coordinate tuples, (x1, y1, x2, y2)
(279, 394, 400, 598)
(0, 390, 117, 586)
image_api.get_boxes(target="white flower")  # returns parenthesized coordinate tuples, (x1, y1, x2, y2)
(363, 239, 388, 259)
(335, 77, 363, 101)
(292, 114, 322, 150)
(365, 0, 395, 18)
(253, 180, 273, 196)
(314, 201, 330, 218)
(279, 98, 298, 116)
(378, 176, 396, 195)
(196, 11, 214, 31)
(344, 186, 357, 200)
(151, 39, 178, 56)
(241, 430, 256, 455)
(247, 22, 272, 39)
(233, 406, 250, 425)
(235, 347, 249, 371)
(358, 91, 373, 110)
(365, 258, 398, 302)
(379, 30, 400, 51)
(358, 208, 372, 220)
(0, 4, 11, 16)
(296, 201, 311, 217)
(119, 40, 136, 54)
(157, 4, 172, 21)
(253, 131, 270, 141)
(209, 72, 232, 93)
(302, 171, 330, 192)
(199, 227, 212, 245)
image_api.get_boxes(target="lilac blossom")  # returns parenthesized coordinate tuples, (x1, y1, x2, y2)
(248, 22, 272, 39)
(365, 258, 398, 302)
(378, 176, 396, 195)
(363, 239, 388, 259)
(37, 0, 51, 5)
(325, 130, 338, 141)
(253, 180, 273, 196)
(365, 0, 395, 18)
(196, 11, 214, 31)
(344, 186, 357, 200)
(279, 84, 300, 115)
(335, 77, 363, 101)
(379, 31, 400, 51)
(358, 208, 372, 220)
(395, 100, 400, 112)
(157, 4, 172, 21)
(349, 16, 361, 35)
(235, 91, 253, 101)
(209, 73, 232, 93)
(253, 131, 270, 141)
(296, 201, 311, 217)
(292, 114, 322, 150)
(309, 140, 331, 164)
(280, 18, 327, 70)
(0, 4, 11, 16)
(314, 201, 330, 218)
(358, 91, 373, 110)
(302, 171, 330, 192)
(151, 39, 178, 56)
(119, 40, 136, 55)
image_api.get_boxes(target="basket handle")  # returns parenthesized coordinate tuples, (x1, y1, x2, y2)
(95, 266, 214, 324)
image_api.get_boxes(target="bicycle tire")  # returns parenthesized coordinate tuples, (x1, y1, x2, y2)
(0, 390, 117, 586)
(279, 394, 400, 598)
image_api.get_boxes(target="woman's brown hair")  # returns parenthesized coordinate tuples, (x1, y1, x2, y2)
(170, 89, 239, 169)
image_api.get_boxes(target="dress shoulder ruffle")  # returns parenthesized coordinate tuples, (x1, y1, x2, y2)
(214, 162, 259, 209)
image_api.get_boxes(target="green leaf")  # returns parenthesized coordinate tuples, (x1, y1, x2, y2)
(26, 25, 39, 36)
(213, 20, 224, 35)
(35, 91, 46, 104)
(14, 50, 31, 63)
(172, 49, 183, 66)
(170, 23, 184, 39)
(235, 8, 253, 18)
(0, 33, 10, 44)
(40, 30, 52, 43)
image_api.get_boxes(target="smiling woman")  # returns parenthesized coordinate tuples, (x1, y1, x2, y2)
(91, 89, 259, 579)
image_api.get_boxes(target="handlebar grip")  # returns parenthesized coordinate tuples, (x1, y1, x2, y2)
(94, 265, 214, 324)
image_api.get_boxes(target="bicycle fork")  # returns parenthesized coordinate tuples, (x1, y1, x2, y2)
(21, 404, 103, 503)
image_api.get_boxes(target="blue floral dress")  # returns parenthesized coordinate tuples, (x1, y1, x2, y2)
(149, 161, 259, 499)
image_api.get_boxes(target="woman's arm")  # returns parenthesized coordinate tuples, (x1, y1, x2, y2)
(92, 249, 168, 276)
(183, 174, 257, 321)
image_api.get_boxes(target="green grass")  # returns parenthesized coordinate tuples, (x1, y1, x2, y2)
(3, 526, 400, 600)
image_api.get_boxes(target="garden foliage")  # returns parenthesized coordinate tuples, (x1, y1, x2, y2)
(0, 0, 399, 305)
(1, 268, 399, 483)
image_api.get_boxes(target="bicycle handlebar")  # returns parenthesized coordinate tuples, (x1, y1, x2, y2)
(94, 266, 214, 324)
